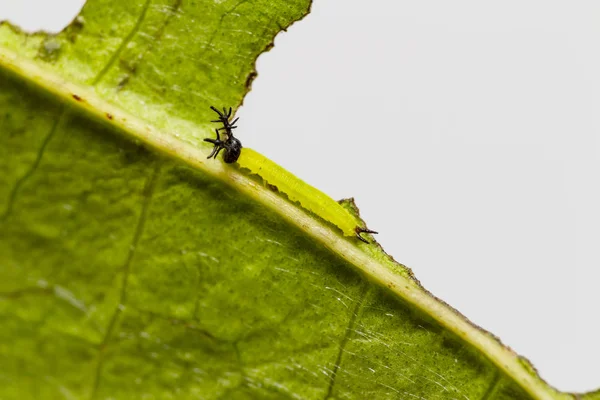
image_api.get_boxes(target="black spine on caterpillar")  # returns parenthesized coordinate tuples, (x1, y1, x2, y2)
(204, 106, 243, 163)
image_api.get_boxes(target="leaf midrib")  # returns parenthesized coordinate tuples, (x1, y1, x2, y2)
(0, 44, 563, 400)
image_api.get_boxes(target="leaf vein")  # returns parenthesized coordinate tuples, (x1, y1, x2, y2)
(323, 285, 370, 400)
(479, 372, 501, 400)
(115, 0, 182, 90)
(89, 161, 162, 400)
(92, 0, 152, 85)
(0, 108, 65, 222)
(198, 0, 250, 61)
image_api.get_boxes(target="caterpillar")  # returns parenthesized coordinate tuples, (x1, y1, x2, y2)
(205, 106, 377, 243)
(237, 148, 377, 243)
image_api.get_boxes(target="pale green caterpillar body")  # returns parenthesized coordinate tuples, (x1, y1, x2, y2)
(237, 148, 376, 242)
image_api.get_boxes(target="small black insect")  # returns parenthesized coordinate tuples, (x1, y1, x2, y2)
(204, 106, 242, 163)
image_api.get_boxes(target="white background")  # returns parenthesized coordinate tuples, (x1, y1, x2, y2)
(2, 0, 599, 393)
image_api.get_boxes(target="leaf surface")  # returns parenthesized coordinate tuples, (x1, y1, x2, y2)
(0, 1, 583, 399)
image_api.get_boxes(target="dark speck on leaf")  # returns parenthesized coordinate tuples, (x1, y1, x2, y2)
(106, 113, 113, 120)
(74, 16, 85, 27)
(245, 71, 258, 89)
(72, 94, 82, 101)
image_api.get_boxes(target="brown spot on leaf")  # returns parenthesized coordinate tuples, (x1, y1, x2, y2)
(72, 94, 82, 101)
(244, 71, 258, 90)
(117, 75, 130, 91)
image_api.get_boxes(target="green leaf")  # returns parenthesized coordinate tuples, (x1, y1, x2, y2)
(0, 1, 584, 399)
